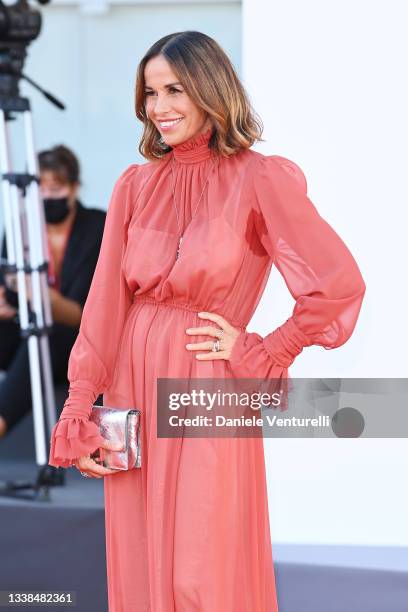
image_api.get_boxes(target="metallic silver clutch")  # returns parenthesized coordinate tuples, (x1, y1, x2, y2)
(89, 404, 141, 471)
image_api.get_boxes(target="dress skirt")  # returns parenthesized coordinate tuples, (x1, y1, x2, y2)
(102, 295, 279, 612)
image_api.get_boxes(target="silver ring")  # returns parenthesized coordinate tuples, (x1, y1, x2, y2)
(216, 328, 224, 338)
(80, 471, 90, 478)
(212, 339, 221, 352)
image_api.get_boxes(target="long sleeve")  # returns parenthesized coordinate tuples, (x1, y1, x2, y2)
(49, 164, 141, 468)
(228, 153, 366, 380)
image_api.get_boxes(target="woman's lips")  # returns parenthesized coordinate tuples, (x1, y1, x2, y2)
(158, 117, 184, 131)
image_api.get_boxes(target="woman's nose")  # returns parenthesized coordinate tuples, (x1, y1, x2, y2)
(153, 95, 172, 115)
(40, 190, 67, 199)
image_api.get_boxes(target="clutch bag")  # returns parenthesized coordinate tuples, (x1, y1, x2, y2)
(89, 404, 141, 471)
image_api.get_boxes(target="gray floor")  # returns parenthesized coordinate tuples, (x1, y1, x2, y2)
(0, 460, 108, 612)
(0, 460, 407, 611)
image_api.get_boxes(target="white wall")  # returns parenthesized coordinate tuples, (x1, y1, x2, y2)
(243, 0, 408, 546)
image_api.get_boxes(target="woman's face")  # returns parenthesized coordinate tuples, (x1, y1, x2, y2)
(40, 171, 78, 211)
(144, 54, 212, 147)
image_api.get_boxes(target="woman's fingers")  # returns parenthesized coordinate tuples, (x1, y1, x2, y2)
(186, 340, 227, 352)
(75, 456, 119, 478)
(75, 440, 124, 478)
(185, 311, 241, 360)
(197, 311, 235, 331)
(100, 439, 124, 452)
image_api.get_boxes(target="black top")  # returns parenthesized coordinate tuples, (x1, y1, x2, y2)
(0, 200, 106, 313)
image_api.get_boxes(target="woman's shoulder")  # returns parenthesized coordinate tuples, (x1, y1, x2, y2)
(114, 160, 162, 193)
(74, 203, 106, 239)
(117, 159, 161, 179)
(244, 149, 308, 193)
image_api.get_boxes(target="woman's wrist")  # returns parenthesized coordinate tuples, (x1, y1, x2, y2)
(263, 316, 312, 368)
(227, 316, 313, 379)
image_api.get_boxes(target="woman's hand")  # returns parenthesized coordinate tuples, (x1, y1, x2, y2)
(0, 285, 17, 320)
(73, 438, 124, 478)
(3, 272, 33, 302)
(185, 311, 241, 360)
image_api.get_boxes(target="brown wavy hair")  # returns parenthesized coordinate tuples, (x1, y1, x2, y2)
(135, 31, 264, 161)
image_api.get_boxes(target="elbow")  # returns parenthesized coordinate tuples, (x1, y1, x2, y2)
(294, 263, 367, 352)
(347, 274, 366, 310)
(324, 286, 366, 350)
(351, 264, 366, 299)
(304, 281, 366, 351)
(333, 264, 366, 307)
(350, 272, 366, 315)
(352, 260, 367, 298)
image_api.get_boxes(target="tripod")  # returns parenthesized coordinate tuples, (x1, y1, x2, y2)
(0, 94, 65, 500)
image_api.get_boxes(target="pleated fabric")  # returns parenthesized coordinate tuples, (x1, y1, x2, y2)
(49, 126, 365, 611)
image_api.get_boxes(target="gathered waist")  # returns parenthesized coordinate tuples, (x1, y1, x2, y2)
(131, 294, 247, 330)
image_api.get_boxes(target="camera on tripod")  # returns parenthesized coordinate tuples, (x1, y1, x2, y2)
(0, 0, 51, 102)
(0, 0, 69, 491)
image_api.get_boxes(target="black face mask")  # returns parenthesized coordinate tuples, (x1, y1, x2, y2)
(43, 197, 71, 224)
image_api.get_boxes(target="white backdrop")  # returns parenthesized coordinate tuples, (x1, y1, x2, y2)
(242, 0, 408, 546)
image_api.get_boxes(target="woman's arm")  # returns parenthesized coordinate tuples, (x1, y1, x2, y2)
(228, 153, 366, 378)
(49, 287, 82, 327)
(48, 163, 144, 468)
(0, 275, 83, 327)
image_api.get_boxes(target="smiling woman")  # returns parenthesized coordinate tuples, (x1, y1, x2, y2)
(48, 30, 366, 612)
(135, 31, 263, 160)
(143, 54, 212, 143)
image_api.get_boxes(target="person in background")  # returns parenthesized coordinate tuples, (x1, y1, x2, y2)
(0, 145, 106, 438)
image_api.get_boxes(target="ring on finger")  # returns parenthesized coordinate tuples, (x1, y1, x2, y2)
(211, 339, 221, 352)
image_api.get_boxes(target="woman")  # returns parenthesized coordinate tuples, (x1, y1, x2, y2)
(0, 145, 106, 438)
(48, 32, 366, 611)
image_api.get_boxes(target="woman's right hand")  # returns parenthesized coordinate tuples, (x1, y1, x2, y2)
(73, 438, 125, 478)
(0, 285, 17, 320)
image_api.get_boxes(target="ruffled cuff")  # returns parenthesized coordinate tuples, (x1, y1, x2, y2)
(49, 417, 105, 468)
(48, 380, 102, 469)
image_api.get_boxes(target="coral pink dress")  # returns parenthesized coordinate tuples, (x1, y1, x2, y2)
(48, 127, 365, 611)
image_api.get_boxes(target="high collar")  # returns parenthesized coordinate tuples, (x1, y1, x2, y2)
(170, 126, 214, 164)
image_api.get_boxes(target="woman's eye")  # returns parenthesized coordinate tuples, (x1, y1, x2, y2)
(144, 89, 183, 96)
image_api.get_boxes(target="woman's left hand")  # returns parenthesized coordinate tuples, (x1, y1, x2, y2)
(185, 311, 241, 360)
